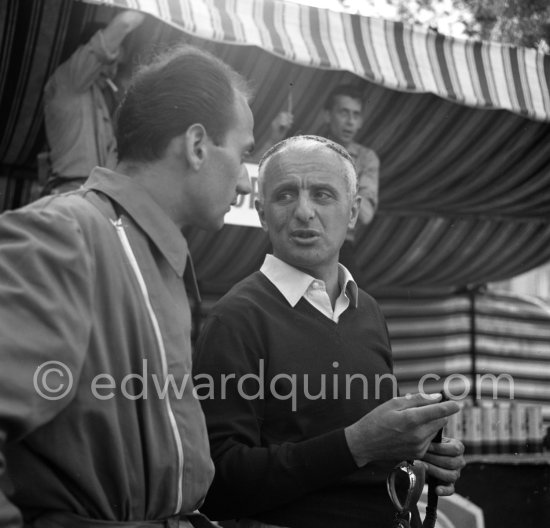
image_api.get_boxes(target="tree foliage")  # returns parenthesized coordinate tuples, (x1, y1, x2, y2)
(459, 0, 550, 49)
(337, 0, 550, 50)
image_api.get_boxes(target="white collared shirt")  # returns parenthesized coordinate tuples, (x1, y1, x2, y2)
(260, 254, 359, 323)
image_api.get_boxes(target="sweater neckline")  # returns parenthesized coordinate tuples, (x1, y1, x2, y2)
(256, 271, 349, 328)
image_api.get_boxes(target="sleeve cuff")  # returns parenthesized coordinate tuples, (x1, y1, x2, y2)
(297, 427, 358, 486)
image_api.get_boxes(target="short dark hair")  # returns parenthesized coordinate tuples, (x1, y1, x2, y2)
(323, 84, 364, 111)
(115, 45, 251, 163)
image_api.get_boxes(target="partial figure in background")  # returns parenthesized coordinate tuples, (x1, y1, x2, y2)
(317, 84, 379, 278)
(41, 9, 145, 196)
(252, 84, 379, 277)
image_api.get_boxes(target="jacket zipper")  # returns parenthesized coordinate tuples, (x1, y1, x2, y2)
(112, 218, 184, 514)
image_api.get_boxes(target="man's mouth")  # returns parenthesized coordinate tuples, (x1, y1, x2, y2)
(290, 229, 320, 243)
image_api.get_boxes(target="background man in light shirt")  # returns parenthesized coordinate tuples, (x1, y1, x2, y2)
(42, 10, 145, 195)
(194, 135, 464, 528)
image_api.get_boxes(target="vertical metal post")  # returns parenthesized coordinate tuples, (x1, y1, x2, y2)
(468, 287, 478, 403)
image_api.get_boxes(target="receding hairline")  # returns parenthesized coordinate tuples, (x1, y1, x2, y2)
(257, 135, 357, 200)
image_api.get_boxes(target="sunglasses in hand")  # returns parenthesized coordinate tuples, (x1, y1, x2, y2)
(387, 460, 426, 528)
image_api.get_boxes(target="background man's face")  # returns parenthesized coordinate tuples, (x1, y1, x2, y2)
(257, 146, 359, 279)
(325, 95, 363, 148)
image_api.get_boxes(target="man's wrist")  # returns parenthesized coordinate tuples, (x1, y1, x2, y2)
(344, 424, 371, 468)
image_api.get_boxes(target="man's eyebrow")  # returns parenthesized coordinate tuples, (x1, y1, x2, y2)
(310, 182, 340, 194)
(269, 179, 304, 196)
(271, 181, 298, 192)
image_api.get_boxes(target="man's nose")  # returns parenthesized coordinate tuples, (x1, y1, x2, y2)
(295, 193, 315, 221)
(347, 115, 358, 127)
(236, 164, 252, 195)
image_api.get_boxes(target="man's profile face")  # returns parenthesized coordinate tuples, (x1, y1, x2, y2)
(324, 95, 363, 148)
(188, 92, 255, 231)
(256, 145, 359, 279)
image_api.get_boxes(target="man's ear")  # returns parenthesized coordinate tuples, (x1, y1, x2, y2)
(348, 195, 361, 230)
(254, 199, 269, 233)
(184, 123, 209, 171)
(322, 109, 331, 125)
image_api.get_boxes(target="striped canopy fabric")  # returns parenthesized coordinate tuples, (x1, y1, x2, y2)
(83, 0, 550, 122)
(184, 215, 550, 293)
(1, 0, 549, 289)
(0, 0, 549, 428)
(381, 291, 550, 426)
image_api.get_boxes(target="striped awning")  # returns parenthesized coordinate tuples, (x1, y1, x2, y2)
(184, 214, 550, 294)
(1, 0, 549, 426)
(1, 0, 549, 293)
(82, 0, 550, 122)
(380, 291, 550, 425)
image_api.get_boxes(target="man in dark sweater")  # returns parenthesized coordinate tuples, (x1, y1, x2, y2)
(194, 136, 465, 528)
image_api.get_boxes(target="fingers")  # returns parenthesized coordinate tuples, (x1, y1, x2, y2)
(422, 437, 465, 496)
(116, 10, 147, 27)
(391, 395, 459, 430)
(347, 397, 461, 467)
(271, 112, 293, 140)
(410, 400, 460, 421)
(423, 460, 461, 488)
(436, 482, 456, 497)
(394, 392, 443, 409)
(423, 438, 465, 480)
(280, 114, 293, 130)
(426, 437, 465, 457)
(423, 451, 465, 473)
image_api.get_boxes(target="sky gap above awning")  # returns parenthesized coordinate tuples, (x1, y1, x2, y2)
(83, 0, 550, 122)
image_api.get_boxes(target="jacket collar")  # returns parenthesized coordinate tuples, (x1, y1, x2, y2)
(85, 167, 189, 277)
